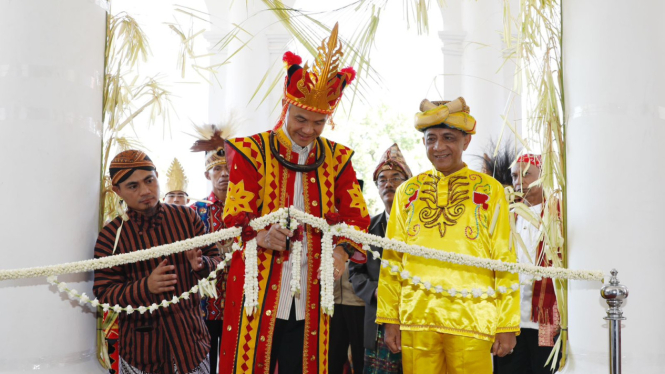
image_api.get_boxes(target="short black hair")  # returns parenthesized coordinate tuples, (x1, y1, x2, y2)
(422, 123, 468, 136)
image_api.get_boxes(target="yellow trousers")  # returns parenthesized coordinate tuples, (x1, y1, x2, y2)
(401, 330, 493, 374)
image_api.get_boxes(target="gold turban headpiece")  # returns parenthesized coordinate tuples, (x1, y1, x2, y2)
(414, 97, 476, 134)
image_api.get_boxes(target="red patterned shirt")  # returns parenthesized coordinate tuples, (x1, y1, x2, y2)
(192, 192, 230, 321)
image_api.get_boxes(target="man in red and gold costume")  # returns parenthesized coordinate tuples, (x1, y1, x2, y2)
(219, 24, 371, 374)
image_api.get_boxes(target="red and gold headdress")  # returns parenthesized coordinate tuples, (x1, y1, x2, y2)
(276, 23, 356, 129)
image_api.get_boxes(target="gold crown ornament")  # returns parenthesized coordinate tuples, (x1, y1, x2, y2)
(164, 158, 188, 195)
(276, 23, 356, 129)
(414, 97, 477, 134)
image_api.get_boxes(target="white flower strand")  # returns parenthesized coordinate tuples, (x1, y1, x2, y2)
(46, 258, 232, 316)
(381, 260, 518, 299)
(319, 231, 336, 316)
(0, 226, 241, 281)
(243, 238, 259, 316)
(289, 240, 303, 297)
(0, 208, 603, 282)
(1, 204, 604, 320)
(240, 208, 290, 317)
(285, 209, 603, 282)
(282, 218, 302, 298)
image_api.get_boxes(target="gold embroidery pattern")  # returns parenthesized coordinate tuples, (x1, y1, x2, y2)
(418, 173, 470, 237)
(225, 180, 256, 216)
(347, 183, 369, 218)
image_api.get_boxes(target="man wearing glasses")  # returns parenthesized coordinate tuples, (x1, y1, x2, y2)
(349, 143, 412, 374)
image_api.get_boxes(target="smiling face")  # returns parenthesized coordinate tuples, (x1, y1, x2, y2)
(205, 163, 230, 200)
(422, 126, 471, 175)
(112, 169, 160, 213)
(511, 161, 543, 206)
(285, 104, 328, 147)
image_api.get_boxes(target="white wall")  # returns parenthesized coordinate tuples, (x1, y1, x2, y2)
(206, 0, 294, 137)
(440, 0, 521, 171)
(0, 1, 107, 372)
(563, 0, 665, 372)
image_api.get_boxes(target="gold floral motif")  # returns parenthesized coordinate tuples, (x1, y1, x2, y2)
(418, 173, 470, 238)
(225, 180, 255, 215)
(347, 183, 369, 218)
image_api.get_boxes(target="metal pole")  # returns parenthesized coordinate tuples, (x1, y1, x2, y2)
(600, 269, 629, 374)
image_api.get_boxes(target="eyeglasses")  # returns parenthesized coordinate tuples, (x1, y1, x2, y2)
(376, 177, 406, 187)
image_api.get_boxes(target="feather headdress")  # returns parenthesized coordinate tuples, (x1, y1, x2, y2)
(190, 115, 239, 171)
(476, 139, 514, 187)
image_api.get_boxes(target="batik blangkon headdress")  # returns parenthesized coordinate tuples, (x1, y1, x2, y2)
(109, 150, 156, 186)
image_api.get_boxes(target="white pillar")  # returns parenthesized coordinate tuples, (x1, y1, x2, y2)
(439, 0, 465, 98)
(564, 1, 665, 372)
(205, 0, 294, 136)
(204, 1, 286, 137)
(265, 32, 292, 116)
(205, 0, 231, 125)
(205, 31, 230, 125)
(0, 1, 106, 373)
(440, 0, 521, 171)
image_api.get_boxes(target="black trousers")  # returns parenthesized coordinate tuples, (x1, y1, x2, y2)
(328, 304, 365, 374)
(270, 303, 305, 374)
(494, 328, 561, 374)
(205, 320, 223, 374)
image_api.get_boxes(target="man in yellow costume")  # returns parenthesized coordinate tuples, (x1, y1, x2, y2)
(376, 98, 520, 373)
(219, 24, 370, 374)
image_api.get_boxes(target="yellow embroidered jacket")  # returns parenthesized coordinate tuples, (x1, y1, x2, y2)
(220, 128, 370, 374)
(376, 166, 520, 341)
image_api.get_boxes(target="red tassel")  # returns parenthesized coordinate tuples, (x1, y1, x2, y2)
(282, 51, 302, 66)
(340, 66, 356, 84)
(273, 101, 290, 131)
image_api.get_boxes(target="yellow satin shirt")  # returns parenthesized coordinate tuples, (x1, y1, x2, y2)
(376, 166, 520, 341)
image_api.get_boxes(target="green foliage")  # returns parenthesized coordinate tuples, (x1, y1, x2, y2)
(323, 104, 431, 216)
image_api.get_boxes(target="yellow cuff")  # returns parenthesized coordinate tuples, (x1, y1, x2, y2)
(376, 316, 400, 325)
(496, 326, 521, 335)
